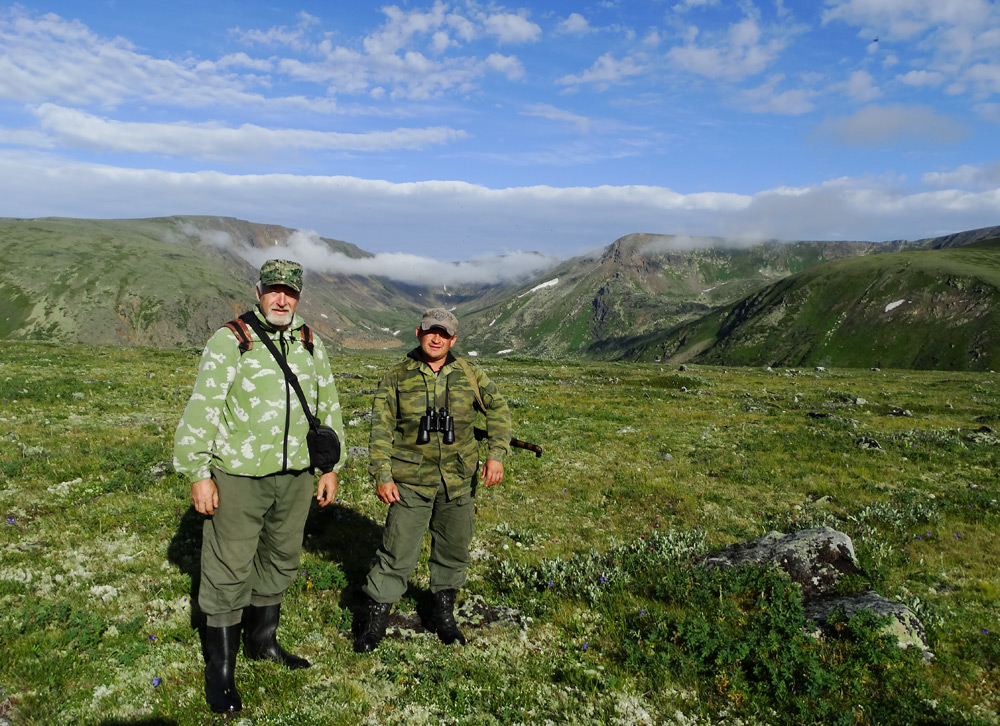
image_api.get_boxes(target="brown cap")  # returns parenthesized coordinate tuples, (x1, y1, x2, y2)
(420, 308, 458, 336)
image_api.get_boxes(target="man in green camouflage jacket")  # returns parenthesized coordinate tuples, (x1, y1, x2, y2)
(173, 259, 344, 714)
(355, 308, 512, 652)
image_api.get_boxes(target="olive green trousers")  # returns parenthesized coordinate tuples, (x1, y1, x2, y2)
(199, 468, 313, 627)
(363, 482, 475, 604)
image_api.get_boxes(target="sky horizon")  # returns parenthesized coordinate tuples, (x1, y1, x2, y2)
(1, 1, 999, 279)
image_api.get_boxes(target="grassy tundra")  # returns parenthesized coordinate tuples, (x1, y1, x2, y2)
(1, 342, 998, 725)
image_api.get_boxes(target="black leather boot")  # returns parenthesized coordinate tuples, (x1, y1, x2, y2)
(431, 589, 466, 645)
(204, 624, 242, 714)
(354, 598, 392, 653)
(243, 603, 311, 670)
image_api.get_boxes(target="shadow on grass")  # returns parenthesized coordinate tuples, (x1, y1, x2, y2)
(163, 497, 437, 640)
(165, 505, 206, 631)
(99, 720, 178, 726)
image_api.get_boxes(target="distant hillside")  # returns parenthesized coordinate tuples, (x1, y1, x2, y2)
(625, 235, 1000, 371)
(3, 215, 999, 370)
(0, 216, 460, 349)
(458, 232, 910, 358)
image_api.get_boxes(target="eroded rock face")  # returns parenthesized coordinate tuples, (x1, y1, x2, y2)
(696, 526, 859, 598)
(696, 527, 930, 656)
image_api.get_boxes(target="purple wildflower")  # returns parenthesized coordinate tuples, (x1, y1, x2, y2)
(152, 678, 162, 687)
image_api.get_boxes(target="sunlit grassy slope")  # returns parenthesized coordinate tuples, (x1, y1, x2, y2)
(631, 237, 1000, 371)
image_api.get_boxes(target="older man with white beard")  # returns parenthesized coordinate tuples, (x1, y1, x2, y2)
(174, 259, 344, 714)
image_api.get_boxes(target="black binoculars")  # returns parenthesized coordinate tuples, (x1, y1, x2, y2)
(417, 406, 455, 445)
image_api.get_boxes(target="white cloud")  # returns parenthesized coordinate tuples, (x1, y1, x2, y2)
(974, 102, 1000, 123)
(923, 161, 1000, 190)
(666, 17, 788, 81)
(823, 0, 995, 41)
(482, 12, 541, 44)
(897, 70, 946, 88)
(485, 53, 525, 80)
(557, 53, 647, 90)
(236, 229, 559, 285)
(812, 104, 968, 146)
(557, 13, 592, 36)
(840, 70, 881, 102)
(2, 152, 998, 260)
(738, 75, 817, 114)
(31, 104, 467, 158)
(522, 103, 592, 133)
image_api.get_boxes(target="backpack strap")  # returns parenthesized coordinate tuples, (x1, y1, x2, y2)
(300, 323, 314, 355)
(222, 316, 253, 354)
(456, 357, 486, 413)
(225, 311, 314, 356)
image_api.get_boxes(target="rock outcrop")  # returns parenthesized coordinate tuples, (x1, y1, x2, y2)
(696, 526, 930, 658)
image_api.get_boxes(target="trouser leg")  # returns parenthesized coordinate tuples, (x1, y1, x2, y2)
(198, 469, 312, 625)
(199, 470, 269, 624)
(250, 469, 314, 601)
(427, 489, 475, 594)
(362, 484, 434, 604)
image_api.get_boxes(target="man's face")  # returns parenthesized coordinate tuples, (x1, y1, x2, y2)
(256, 284, 300, 329)
(416, 326, 457, 364)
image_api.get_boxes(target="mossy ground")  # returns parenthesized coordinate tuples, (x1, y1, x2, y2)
(1, 343, 998, 724)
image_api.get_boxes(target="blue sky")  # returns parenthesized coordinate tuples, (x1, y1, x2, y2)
(1, 1, 999, 282)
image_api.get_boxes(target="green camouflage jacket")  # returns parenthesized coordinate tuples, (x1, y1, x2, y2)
(173, 309, 344, 481)
(368, 349, 512, 499)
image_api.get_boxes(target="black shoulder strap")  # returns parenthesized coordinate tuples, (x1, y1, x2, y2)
(241, 312, 319, 426)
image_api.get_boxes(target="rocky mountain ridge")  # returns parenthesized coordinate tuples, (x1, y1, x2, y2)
(1, 215, 999, 370)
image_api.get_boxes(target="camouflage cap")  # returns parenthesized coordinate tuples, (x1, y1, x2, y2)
(420, 308, 458, 336)
(259, 259, 303, 292)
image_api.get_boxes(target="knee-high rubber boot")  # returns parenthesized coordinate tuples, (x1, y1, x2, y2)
(431, 589, 466, 645)
(204, 624, 242, 714)
(354, 598, 392, 653)
(243, 603, 311, 670)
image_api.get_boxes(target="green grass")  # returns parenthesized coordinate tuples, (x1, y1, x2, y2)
(1, 342, 999, 724)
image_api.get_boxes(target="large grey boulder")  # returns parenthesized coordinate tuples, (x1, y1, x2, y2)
(696, 526, 859, 597)
(804, 591, 931, 659)
(696, 527, 930, 656)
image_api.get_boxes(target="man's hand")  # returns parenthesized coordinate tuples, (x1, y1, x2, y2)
(316, 472, 338, 507)
(376, 481, 401, 504)
(192, 477, 219, 515)
(482, 459, 504, 487)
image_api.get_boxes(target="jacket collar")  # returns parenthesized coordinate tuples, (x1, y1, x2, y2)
(406, 346, 457, 370)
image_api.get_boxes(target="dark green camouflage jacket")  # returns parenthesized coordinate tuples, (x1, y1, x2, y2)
(368, 349, 512, 499)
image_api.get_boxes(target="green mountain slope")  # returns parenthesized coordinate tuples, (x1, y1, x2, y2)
(458, 232, 909, 358)
(0, 216, 450, 349)
(628, 237, 1000, 371)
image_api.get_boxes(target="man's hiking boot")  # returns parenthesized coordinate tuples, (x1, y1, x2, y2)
(354, 598, 392, 653)
(430, 589, 466, 645)
(243, 604, 311, 670)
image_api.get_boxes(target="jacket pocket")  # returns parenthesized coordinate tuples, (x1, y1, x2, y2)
(390, 447, 424, 484)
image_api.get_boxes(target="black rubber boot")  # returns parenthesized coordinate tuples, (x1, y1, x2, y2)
(431, 589, 466, 645)
(204, 624, 242, 714)
(243, 603, 311, 670)
(354, 598, 392, 653)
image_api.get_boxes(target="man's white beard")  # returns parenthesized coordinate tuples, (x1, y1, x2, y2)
(265, 310, 293, 328)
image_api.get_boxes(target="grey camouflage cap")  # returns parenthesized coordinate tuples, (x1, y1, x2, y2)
(420, 308, 458, 336)
(259, 259, 303, 292)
